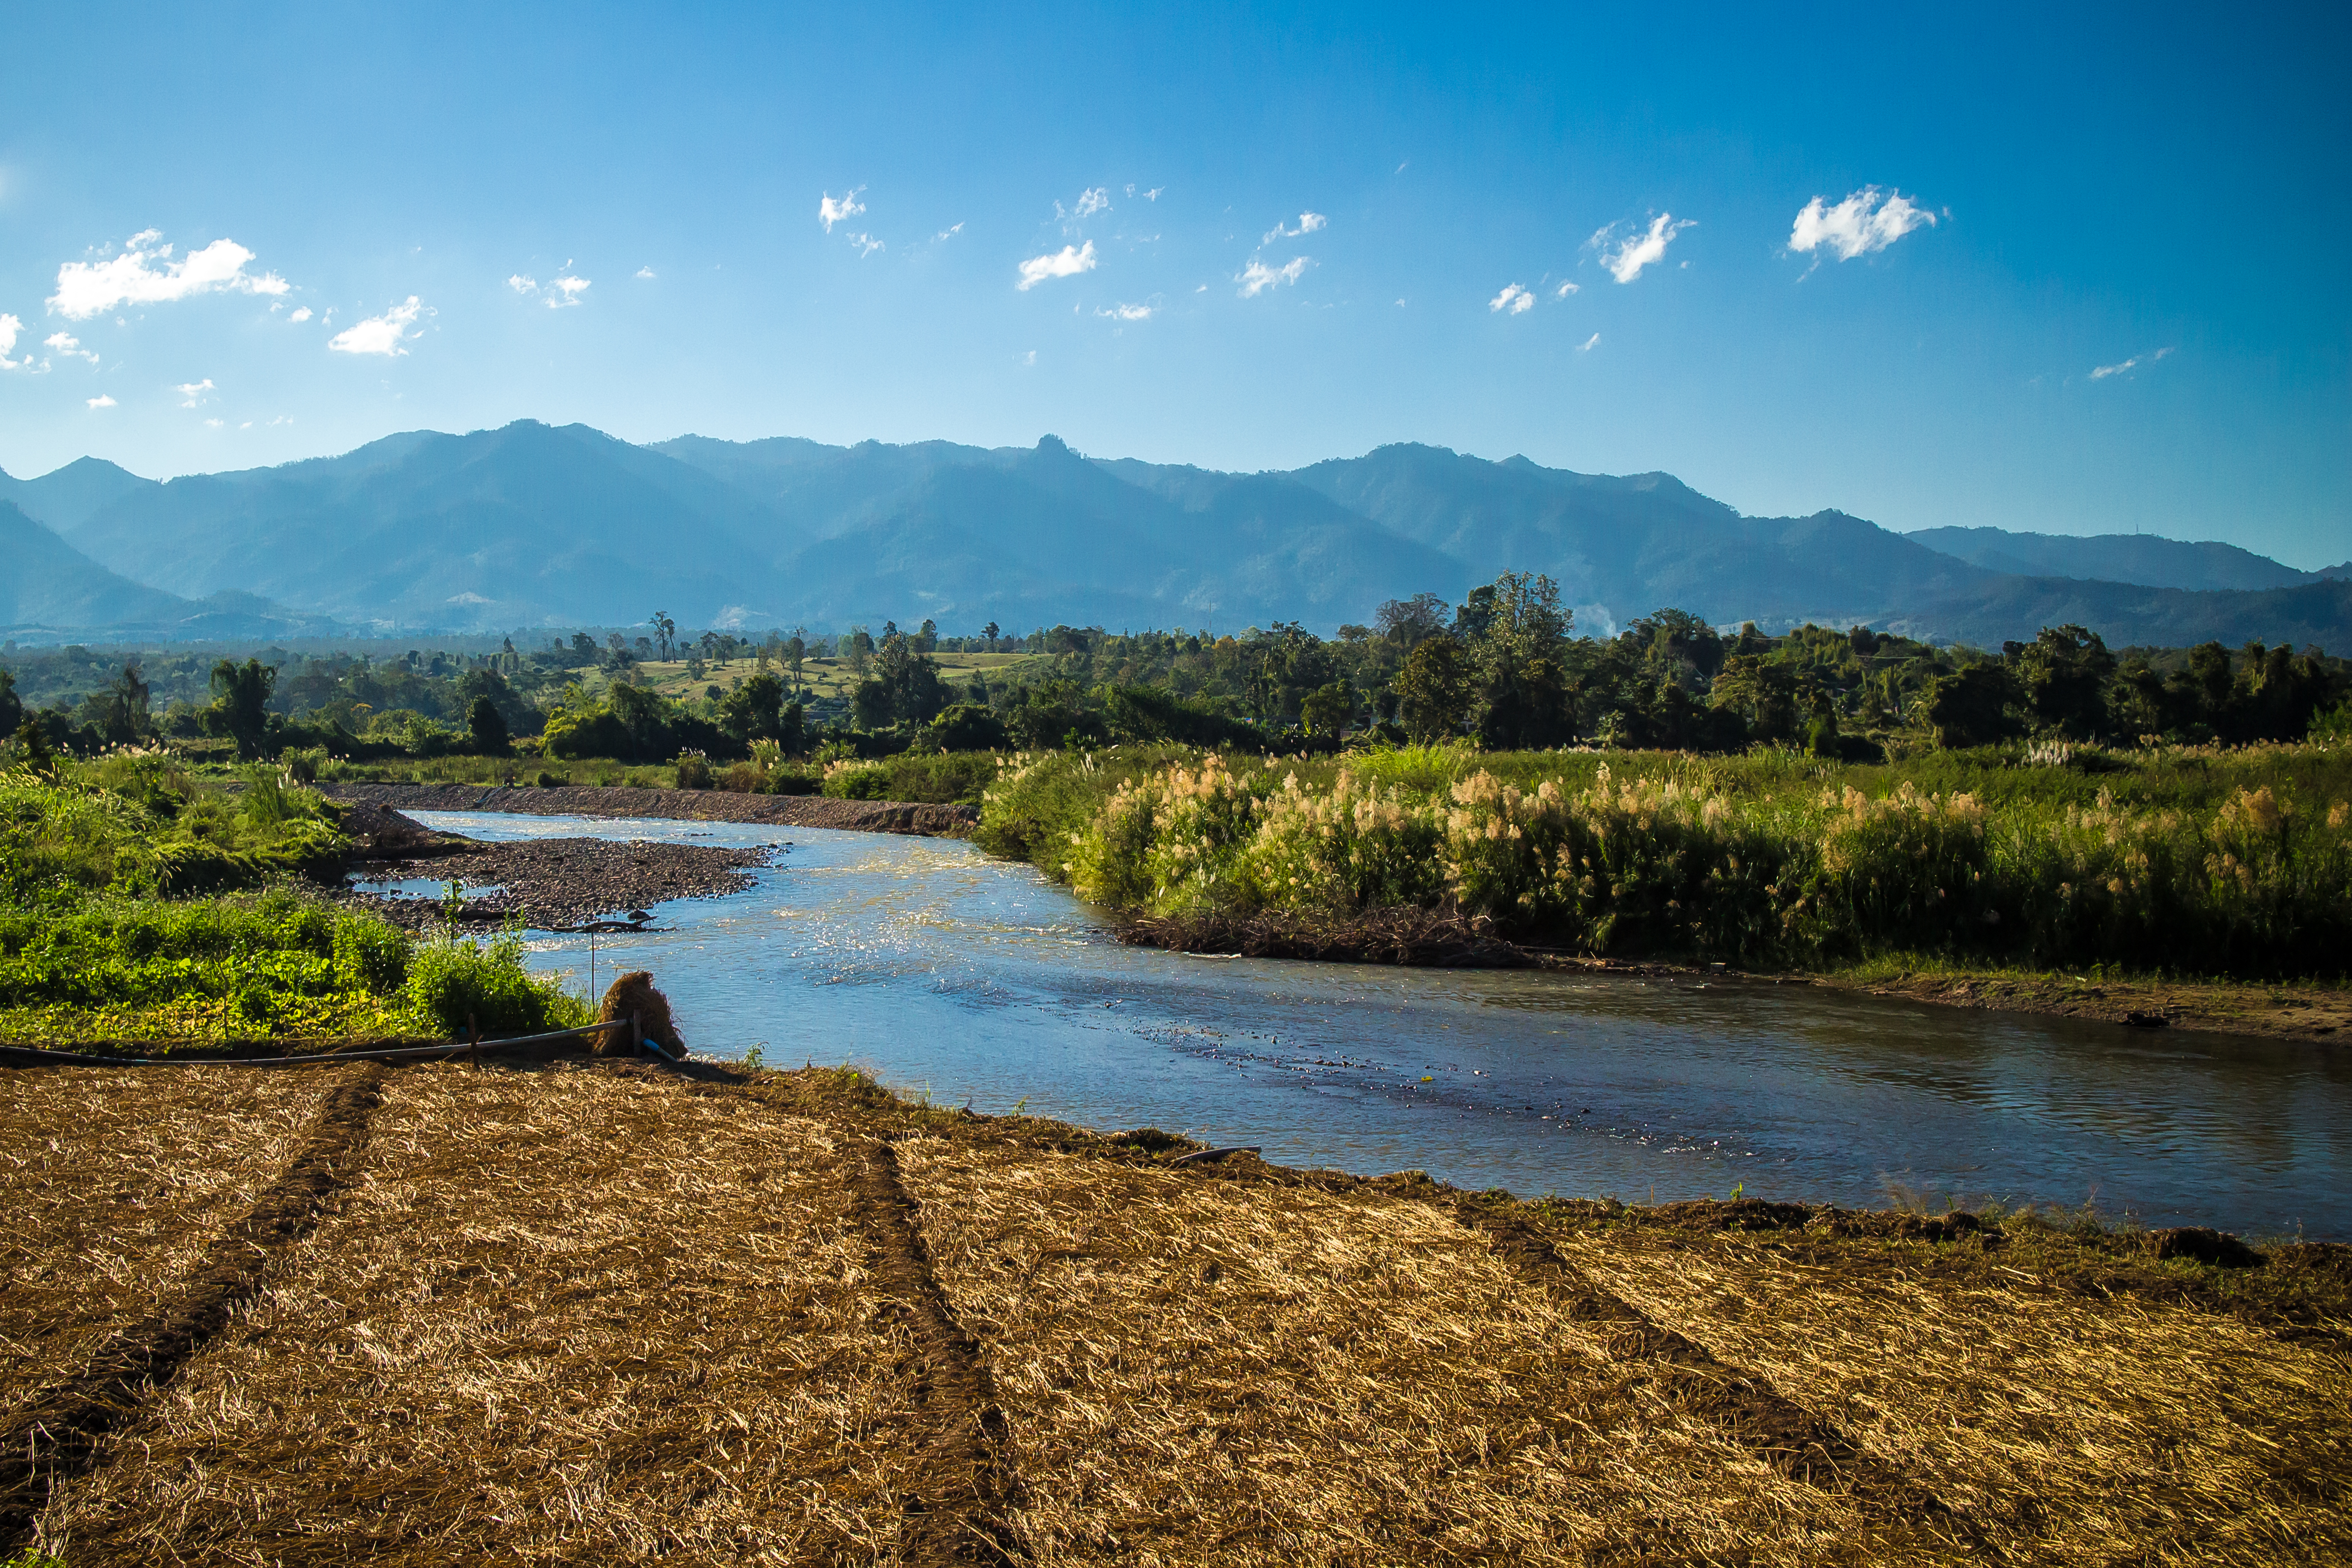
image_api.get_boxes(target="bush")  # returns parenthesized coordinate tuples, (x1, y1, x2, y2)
(675, 750, 715, 790)
(403, 928, 590, 1035)
(1018, 744, 2352, 979)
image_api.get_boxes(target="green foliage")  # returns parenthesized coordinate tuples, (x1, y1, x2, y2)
(403, 927, 590, 1035)
(467, 694, 511, 754)
(0, 756, 348, 901)
(926, 702, 1011, 752)
(996, 742, 2352, 980)
(822, 750, 1000, 804)
(0, 892, 423, 1039)
(204, 657, 276, 759)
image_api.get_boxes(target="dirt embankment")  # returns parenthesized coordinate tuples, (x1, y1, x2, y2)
(323, 781, 978, 836)
(1110, 906, 2348, 1046)
(1817, 968, 2351, 1045)
(5, 1060, 2348, 1564)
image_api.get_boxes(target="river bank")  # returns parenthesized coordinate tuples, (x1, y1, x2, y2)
(349, 778, 2348, 1045)
(5, 1055, 2345, 1564)
(322, 779, 979, 835)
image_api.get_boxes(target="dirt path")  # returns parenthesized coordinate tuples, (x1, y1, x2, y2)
(324, 780, 978, 836)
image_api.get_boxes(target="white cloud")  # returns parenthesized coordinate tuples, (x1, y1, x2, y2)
(1074, 186, 1111, 217)
(48, 231, 290, 319)
(1097, 302, 1155, 320)
(634, 266, 657, 279)
(288, 306, 313, 322)
(43, 331, 97, 364)
(1020, 349, 1037, 366)
(2090, 346, 2175, 380)
(1237, 256, 1310, 297)
(0, 314, 23, 370)
(1591, 213, 1694, 283)
(87, 393, 116, 409)
(1143, 186, 1163, 202)
(1788, 187, 1936, 261)
(507, 273, 537, 294)
(204, 417, 223, 428)
(935, 222, 964, 241)
(1578, 332, 1600, 352)
(847, 233, 884, 257)
(1017, 241, 1098, 290)
(175, 378, 216, 406)
(327, 296, 426, 356)
(1489, 283, 1534, 315)
(1262, 211, 1327, 244)
(819, 187, 866, 232)
(1555, 281, 1579, 298)
(548, 274, 591, 307)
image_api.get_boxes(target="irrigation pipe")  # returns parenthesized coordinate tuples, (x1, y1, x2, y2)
(0, 1018, 639, 1070)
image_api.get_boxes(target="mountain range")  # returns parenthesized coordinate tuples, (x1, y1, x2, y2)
(3, 421, 2346, 652)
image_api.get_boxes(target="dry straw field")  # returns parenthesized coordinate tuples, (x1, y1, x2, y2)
(3, 1056, 2347, 1566)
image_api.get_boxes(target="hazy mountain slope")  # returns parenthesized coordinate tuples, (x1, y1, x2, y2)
(1888, 577, 2352, 651)
(755, 438, 1464, 632)
(64, 422, 789, 629)
(0, 500, 191, 628)
(1908, 525, 2317, 592)
(20, 423, 2348, 650)
(650, 433, 1017, 547)
(1284, 443, 1996, 632)
(0, 457, 159, 534)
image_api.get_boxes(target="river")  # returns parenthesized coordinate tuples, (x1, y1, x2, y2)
(405, 809, 2351, 1239)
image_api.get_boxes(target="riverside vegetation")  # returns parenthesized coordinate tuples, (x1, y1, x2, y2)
(0, 750, 586, 1046)
(982, 742, 2352, 983)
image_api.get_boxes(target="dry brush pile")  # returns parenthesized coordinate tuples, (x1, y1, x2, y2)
(4, 1060, 2347, 1565)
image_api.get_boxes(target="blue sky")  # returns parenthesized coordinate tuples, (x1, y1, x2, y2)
(3, 2, 2345, 566)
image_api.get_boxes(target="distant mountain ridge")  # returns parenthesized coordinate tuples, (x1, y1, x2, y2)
(3, 423, 2344, 652)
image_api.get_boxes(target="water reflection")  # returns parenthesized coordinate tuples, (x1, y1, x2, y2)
(408, 809, 2352, 1238)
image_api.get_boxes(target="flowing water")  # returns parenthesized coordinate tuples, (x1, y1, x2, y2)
(405, 809, 2352, 1239)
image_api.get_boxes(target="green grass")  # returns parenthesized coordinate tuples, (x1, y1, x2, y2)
(0, 752, 589, 1048)
(978, 740, 2352, 981)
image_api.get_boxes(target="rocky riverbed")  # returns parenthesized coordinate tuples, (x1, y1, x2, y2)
(343, 827, 780, 932)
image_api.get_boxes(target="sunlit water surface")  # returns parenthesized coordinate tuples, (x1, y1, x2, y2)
(406, 810, 2352, 1238)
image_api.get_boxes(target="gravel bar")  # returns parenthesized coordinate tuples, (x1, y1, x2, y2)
(344, 835, 780, 932)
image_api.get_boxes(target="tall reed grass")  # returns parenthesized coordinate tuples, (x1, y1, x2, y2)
(987, 744, 2352, 978)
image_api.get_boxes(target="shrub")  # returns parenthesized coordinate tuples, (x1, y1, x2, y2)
(403, 928, 590, 1035)
(675, 750, 715, 790)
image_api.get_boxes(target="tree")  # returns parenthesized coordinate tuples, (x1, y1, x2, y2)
(717, 671, 788, 743)
(1395, 633, 1473, 742)
(1462, 571, 1572, 748)
(87, 663, 151, 746)
(785, 630, 808, 694)
(650, 610, 676, 661)
(1708, 654, 1798, 743)
(916, 618, 938, 652)
(844, 626, 875, 675)
(2008, 624, 2115, 739)
(983, 621, 1001, 649)
(467, 695, 510, 754)
(1375, 593, 1450, 650)
(204, 658, 276, 759)
(0, 669, 19, 738)
(1300, 679, 1358, 736)
(1922, 663, 2024, 748)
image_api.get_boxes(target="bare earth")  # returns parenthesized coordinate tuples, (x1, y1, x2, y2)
(323, 781, 979, 836)
(4, 1059, 2346, 1565)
